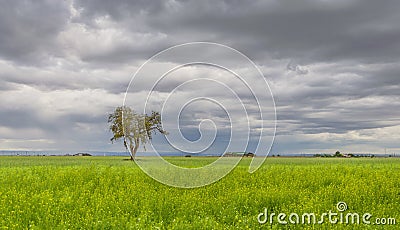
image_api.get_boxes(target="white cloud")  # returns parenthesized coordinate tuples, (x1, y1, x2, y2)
(0, 0, 399, 154)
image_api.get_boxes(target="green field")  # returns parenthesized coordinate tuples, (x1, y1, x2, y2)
(0, 156, 399, 229)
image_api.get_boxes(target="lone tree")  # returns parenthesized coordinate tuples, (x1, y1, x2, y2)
(108, 106, 167, 160)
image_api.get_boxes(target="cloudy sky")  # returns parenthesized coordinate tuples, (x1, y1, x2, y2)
(1, 0, 399, 155)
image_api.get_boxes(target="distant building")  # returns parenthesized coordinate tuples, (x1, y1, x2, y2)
(223, 152, 254, 157)
(73, 153, 92, 156)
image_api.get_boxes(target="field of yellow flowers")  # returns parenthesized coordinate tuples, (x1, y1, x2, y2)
(0, 156, 399, 229)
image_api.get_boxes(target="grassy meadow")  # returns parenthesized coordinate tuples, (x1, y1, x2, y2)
(0, 156, 399, 229)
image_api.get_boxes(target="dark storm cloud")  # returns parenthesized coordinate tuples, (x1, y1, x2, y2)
(0, 106, 104, 132)
(0, 0, 399, 153)
(0, 0, 70, 65)
(69, 0, 400, 74)
(0, 108, 44, 130)
(131, 0, 400, 63)
(265, 54, 400, 140)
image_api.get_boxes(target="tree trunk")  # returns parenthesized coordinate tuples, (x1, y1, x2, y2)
(128, 138, 140, 161)
(129, 145, 134, 161)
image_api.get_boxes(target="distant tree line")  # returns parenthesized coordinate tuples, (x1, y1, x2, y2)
(314, 151, 376, 158)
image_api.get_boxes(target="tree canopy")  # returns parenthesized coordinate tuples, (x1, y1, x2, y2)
(108, 106, 167, 160)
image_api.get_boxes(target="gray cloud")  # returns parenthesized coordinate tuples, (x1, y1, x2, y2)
(0, 0, 399, 154)
(0, 0, 70, 65)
